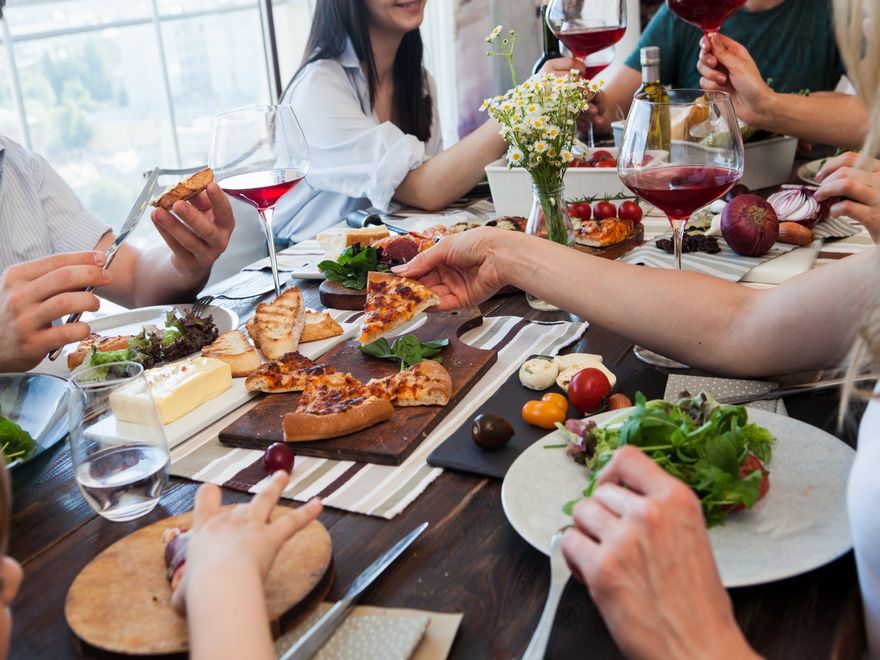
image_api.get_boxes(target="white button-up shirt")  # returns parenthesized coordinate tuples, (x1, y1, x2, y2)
(0, 136, 110, 273)
(273, 40, 443, 243)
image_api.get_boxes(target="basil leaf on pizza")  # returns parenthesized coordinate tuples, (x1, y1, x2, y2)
(359, 334, 449, 368)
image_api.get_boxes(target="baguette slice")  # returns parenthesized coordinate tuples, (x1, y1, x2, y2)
(150, 167, 214, 211)
(359, 272, 440, 346)
(67, 334, 131, 370)
(250, 287, 305, 360)
(283, 397, 394, 442)
(301, 311, 344, 343)
(201, 330, 262, 377)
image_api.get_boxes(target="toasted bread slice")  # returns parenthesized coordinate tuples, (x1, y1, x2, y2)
(250, 287, 305, 360)
(150, 167, 214, 211)
(67, 334, 131, 370)
(200, 330, 261, 377)
(315, 226, 390, 260)
(359, 272, 440, 345)
(301, 311, 344, 343)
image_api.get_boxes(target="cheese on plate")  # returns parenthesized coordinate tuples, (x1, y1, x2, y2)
(110, 357, 232, 425)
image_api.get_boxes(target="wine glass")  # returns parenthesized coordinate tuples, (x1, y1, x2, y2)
(67, 362, 169, 522)
(211, 105, 310, 297)
(666, 0, 747, 38)
(546, 0, 627, 146)
(618, 89, 743, 366)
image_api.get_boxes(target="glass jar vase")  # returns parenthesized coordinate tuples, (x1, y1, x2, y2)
(525, 180, 575, 311)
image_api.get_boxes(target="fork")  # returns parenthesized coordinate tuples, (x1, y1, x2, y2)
(190, 296, 216, 317)
(522, 527, 572, 660)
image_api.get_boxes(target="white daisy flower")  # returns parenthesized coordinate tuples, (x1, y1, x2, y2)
(486, 24, 502, 42)
(534, 140, 549, 153)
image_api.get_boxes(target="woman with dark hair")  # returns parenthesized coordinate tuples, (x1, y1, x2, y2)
(272, 0, 584, 243)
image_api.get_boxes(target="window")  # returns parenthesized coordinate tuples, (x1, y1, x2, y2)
(0, 0, 311, 231)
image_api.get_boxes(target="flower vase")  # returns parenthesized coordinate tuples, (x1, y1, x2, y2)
(525, 180, 575, 312)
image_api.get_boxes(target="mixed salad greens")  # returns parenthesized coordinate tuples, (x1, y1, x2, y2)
(556, 391, 775, 527)
(360, 334, 448, 370)
(318, 244, 391, 291)
(87, 310, 218, 372)
(0, 408, 36, 465)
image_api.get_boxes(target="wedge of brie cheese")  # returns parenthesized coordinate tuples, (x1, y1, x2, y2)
(110, 357, 232, 425)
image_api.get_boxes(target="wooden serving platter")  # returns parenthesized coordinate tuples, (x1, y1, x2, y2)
(65, 508, 332, 656)
(219, 309, 498, 465)
(319, 279, 367, 310)
(574, 222, 644, 260)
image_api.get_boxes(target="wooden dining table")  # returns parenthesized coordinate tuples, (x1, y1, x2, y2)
(9, 236, 867, 659)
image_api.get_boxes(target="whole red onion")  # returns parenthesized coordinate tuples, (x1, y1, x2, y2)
(721, 194, 779, 257)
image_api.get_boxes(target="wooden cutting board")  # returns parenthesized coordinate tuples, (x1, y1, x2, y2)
(65, 508, 332, 656)
(319, 279, 367, 310)
(574, 222, 644, 260)
(218, 309, 498, 465)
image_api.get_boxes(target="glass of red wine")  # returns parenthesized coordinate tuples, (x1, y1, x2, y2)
(666, 0, 746, 38)
(211, 105, 310, 297)
(546, 0, 627, 145)
(618, 89, 743, 366)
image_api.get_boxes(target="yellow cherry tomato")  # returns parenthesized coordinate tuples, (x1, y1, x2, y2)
(521, 400, 566, 429)
(541, 392, 568, 415)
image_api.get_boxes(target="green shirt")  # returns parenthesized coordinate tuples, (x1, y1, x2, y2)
(623, 1, 845, 94)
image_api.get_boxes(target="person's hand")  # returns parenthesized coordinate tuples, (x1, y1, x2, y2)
(577, 90, 610, 139)
(561, 445, 757, 660)
(538, 56, 587, 78)
(150, 182, 235, 283)
(172, 472, 322, 616)
(815, 152, 880, 241)
(392, 227, 516, 309)
(697, 34, 774, 128)
(0, 251, 110, 371)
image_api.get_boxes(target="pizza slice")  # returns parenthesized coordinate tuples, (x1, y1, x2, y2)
(162, 527, 191, 594)
(575, 218, 634, 248)
(358, 272, 439, 346)
(363, 360, 452, 406)
(244, 352, 336, 393)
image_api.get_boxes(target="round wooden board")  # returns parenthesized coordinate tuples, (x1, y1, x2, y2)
(65, 508, 332, 656)
(319, 279, 366, 310)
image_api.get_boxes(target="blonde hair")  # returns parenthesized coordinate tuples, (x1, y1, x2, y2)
(836, 0, 880, 419)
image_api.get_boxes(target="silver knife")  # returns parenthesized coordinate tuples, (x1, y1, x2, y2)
(280, 522, 429, 660)
(716, 373, 878, 405)
(344, 208, 411, 235)
(47, 168, 160, 360)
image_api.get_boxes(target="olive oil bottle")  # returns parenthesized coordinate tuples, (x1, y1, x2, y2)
(635, 47, 671, 150)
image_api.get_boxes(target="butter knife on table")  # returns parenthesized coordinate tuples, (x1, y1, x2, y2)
(47, 167, 160, 361)
(344, 208, 411, 235)
(280, 522, 429, 660)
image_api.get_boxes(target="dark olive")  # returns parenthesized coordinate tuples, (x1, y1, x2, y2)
(471, 413, 515, 450)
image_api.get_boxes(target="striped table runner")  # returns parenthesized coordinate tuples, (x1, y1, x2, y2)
(170, 315, 587, 519)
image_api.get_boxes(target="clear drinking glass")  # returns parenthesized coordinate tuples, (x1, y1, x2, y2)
(67, 362, 169, 522)
(211, 104, 311, 297)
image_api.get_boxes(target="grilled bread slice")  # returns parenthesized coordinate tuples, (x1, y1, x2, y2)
(248, 287, 305, 360)
(301, 311, 344, 343)
(150, 167, 214, 211)
(200, 330, 262, 377)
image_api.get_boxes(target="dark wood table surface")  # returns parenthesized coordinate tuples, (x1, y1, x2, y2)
(9, 268, 866, 659)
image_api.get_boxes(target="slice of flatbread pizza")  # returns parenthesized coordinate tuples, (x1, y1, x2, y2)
(358, 273, 439, 346)
(244, 352, 335, 393)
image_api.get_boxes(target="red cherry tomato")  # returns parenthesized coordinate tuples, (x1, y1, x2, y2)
(594, 158, 617, 168)
(570, 156, 590, 167)
(618, 200, 643, 224)
(567, 368, 611, 414)
(593, 200, 617, 220)
(590, 149, 614, 162)
(740, 454, 770, 500)
(567, 201, 592, 221)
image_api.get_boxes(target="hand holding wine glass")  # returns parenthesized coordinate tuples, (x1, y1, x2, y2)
(210, 105, 310, 297)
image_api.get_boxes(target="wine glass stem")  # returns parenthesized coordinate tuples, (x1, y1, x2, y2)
(587, 121, 596, 148)
(259, 207, 282, 297)
(671, 218, 686, 271)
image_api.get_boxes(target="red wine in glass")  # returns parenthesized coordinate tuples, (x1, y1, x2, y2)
(622, 165, 740, 220)
(666, 0, 747, 36)
(556, 26, 626, 59)
(218, 169, 306, 210)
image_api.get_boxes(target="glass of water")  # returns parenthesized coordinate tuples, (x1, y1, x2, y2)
(67, 361, 169, 522)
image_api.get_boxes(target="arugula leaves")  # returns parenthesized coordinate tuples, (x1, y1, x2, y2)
(0, 412, 36, 464)
(359, 335, 449, 369)
(562, 391, 775, 527)
(318, 244, 390, 291)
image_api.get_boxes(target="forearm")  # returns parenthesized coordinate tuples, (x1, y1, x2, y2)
(185, 563, 275, 660)
(493, 233, 870, 377)
(761, 92, 867, 148)
(394, 119, 505, 211)
(130, 246, 209, 306)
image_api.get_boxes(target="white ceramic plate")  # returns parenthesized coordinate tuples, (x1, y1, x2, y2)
(797, 159, 824, 185)
(501, 407, 855, 588)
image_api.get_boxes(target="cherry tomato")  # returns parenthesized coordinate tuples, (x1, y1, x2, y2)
(567, 368, 611, 414)
(606, 393, 632, 410)
(521, 400, 566, 429)
(593, 200, 617, 220)
(567, 201, 592, 221)
(590, 149, 614, 162)
(541, 392, 568, 415)
(570, 156, 590, 168)
(594, 158, 617, 168)
(618, 200, 643, 224)
(740, 454, 770, 500)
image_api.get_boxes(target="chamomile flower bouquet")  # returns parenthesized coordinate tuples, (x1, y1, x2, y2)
(481, 26, 597, 247)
